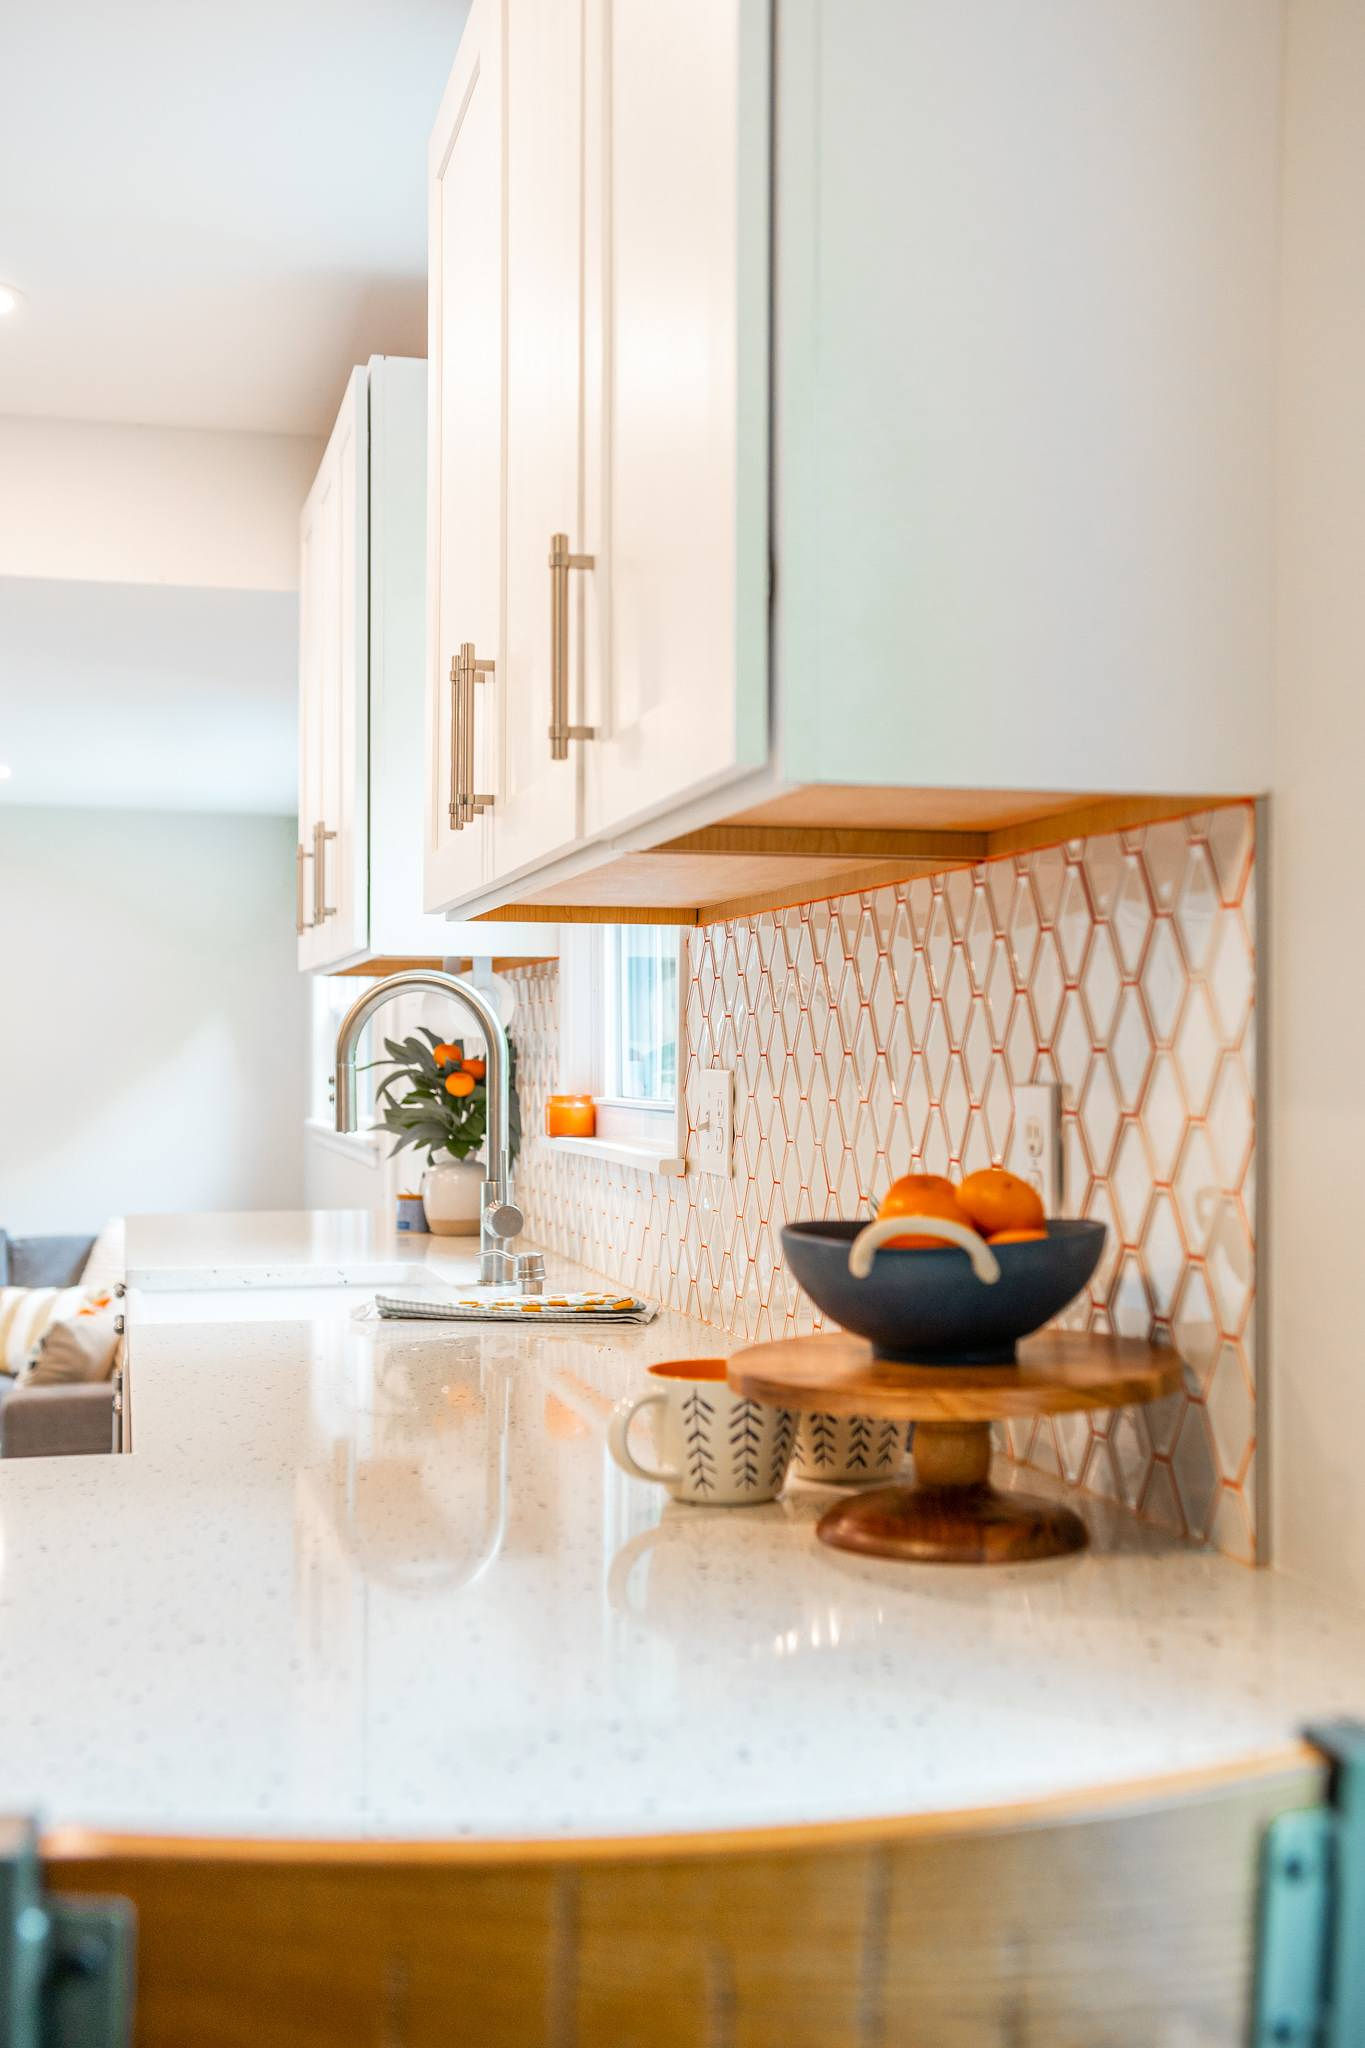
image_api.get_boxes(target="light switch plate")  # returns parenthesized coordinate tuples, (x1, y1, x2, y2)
(1010, 1082, 1062, 1213)
(692, 1069, 733, 1178)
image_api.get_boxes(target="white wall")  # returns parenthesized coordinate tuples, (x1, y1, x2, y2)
(1270, 0, 1365, 1603)
(0, 808, 306, 1234)
(0, 418, 321, 591)
(0, 578, 298, 813)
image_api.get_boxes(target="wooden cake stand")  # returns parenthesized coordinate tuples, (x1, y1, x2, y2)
(728, 1331, 1185, 1564)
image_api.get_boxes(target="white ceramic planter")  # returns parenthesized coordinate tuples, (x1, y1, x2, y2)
(419, 1156, 484, 1237)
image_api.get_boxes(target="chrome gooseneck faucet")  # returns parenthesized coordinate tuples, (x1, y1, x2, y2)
(334, 970, 524, 1284)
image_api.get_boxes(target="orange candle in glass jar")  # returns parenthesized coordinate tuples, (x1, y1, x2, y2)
(546, 1094, 596, 1138)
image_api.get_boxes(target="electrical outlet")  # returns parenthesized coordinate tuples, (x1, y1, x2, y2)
(692, 1069, 733, 1178)
(1010, 1082, 1062, 1213)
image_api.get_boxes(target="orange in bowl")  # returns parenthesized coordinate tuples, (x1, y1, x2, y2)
(875, 1173, 973, 1249)
(956, 1166, 1045, 1239)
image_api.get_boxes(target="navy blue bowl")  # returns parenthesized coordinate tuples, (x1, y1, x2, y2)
(780, 1218, 1107, 1364)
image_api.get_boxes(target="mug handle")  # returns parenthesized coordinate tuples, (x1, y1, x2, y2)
(605, 1526, 661, 1617)
(607, 1390, 678, 1485)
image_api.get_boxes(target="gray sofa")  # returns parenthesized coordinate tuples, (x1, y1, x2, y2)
(0, 1232, 119, 1457)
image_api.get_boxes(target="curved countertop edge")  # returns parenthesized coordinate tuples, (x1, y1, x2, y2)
(42, 1740, 1323, 1866)
(26, 1212, 1340, 1852)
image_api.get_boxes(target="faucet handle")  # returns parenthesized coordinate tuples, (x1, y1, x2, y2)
(485, 1199, 524, 1242)
(514, 1253, 546, 1298)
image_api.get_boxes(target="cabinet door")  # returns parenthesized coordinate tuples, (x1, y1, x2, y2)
(493, 0, 584, 881)
(298, 368, 369, 970)
(425, 0, 502, 912)
(296, 489, 323, 967)
(580, 0, 770, 842)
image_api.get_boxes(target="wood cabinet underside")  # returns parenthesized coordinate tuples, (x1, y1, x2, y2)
(475, 787, 1239, 926)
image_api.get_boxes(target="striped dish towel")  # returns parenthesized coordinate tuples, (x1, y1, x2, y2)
(372, 1291, 658, 1325)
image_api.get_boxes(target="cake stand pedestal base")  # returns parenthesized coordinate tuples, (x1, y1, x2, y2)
(814, 1419, 1089, 1565)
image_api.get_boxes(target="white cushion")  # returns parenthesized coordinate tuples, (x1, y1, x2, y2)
(79, 1218, 126, 1292)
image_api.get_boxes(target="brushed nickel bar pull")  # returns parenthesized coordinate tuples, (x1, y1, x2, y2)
(465, 642, 495, 821)
(312, 818, 336, 922)
(449, 644, 496, 832)
(548, 531, 596, 761)
(295, 841, 314, 934)
(448, 651, 463, 830)
(460, 642, 475, 828)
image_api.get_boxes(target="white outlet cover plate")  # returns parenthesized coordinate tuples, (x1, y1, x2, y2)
(692, 1069, 733, 1177)
(1010, 1081, 1062, 1214)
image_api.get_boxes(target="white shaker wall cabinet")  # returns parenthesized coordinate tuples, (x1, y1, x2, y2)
(425, 0, 1280, 928)
(577, 0, 770, 844)
(497, 0, 588, 882)
(425, 0, 502, 914)
(299, 353, 556, 970)
(423, 0, 769, 915)
(297, 367, 367, 970)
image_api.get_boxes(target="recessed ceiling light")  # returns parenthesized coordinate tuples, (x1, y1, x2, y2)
(0, 285, 24, 319)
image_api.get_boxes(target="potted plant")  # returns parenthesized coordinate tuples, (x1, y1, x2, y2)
(370, 1028, 522, 1236)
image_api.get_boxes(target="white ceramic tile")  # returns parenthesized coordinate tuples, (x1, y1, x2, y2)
(1142, 819, 1189, 914)
(1110, 988, 1153, 1111)
(1111, 856, 1153, 975)
(1205, 1340, 1255, 1485)
(1008, 875, 1041, 983)
(1081, 922, 1123, 1042)
(1208, 1053, 1255, 1191)
(1080, 1053, 1122, 1176)
(1172, 1400, 1220, 1541)
(506, 807, 1259, 1560)
(1142, 919, 1186, 1046)
(1172, 1267, 1221, 1387)
(1176, 842, 1220, 974)
(1110, 1122, 1152, 1244)
(1173, 1125, 1221, 1260)
(1208, 911, 1256, 1046)
(1208, 804, 1255, 905)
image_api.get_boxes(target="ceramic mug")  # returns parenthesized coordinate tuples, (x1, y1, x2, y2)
(790, 1412, 911, 1486)
(608, 1359, 797, 1507)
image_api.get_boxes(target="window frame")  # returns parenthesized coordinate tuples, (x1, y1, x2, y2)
(600, 924, 680, 1111)
(305, 974, 383, 1161)
(555, 926, 687, 1176)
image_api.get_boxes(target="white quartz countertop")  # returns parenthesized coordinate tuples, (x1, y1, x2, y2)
(2, 1209, 1362, 1845)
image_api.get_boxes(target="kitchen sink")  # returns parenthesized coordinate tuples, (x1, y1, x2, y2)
(129, 1259, 456, 1292)
(126, 1256, 496, 1325)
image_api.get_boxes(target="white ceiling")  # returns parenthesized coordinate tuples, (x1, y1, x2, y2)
(0, 578, 298, 813)
(0, 1, 469, 435)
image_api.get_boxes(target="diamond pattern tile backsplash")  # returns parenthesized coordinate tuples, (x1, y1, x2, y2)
(508, 806, 1259, 1561)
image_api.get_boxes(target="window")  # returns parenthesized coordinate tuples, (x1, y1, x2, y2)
(555, 925, 684, 1173)
(309, 975, 378, 1129)
(602, 926, 679, 1105)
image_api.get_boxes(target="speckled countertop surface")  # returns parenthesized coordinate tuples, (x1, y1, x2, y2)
(0, 1210, 1360, 1843)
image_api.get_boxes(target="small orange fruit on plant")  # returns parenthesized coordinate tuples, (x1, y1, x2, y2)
(432, 1042, 463, 1068)
(444, 1071, 476, 1098)
(460, 1056, 487, 1080)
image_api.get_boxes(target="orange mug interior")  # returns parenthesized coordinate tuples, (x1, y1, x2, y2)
(647, 1358, 729, 1383)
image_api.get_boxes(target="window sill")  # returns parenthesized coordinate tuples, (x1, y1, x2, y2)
(545, 1133, 686, 1178)
(305, 1119, 383, 1168)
